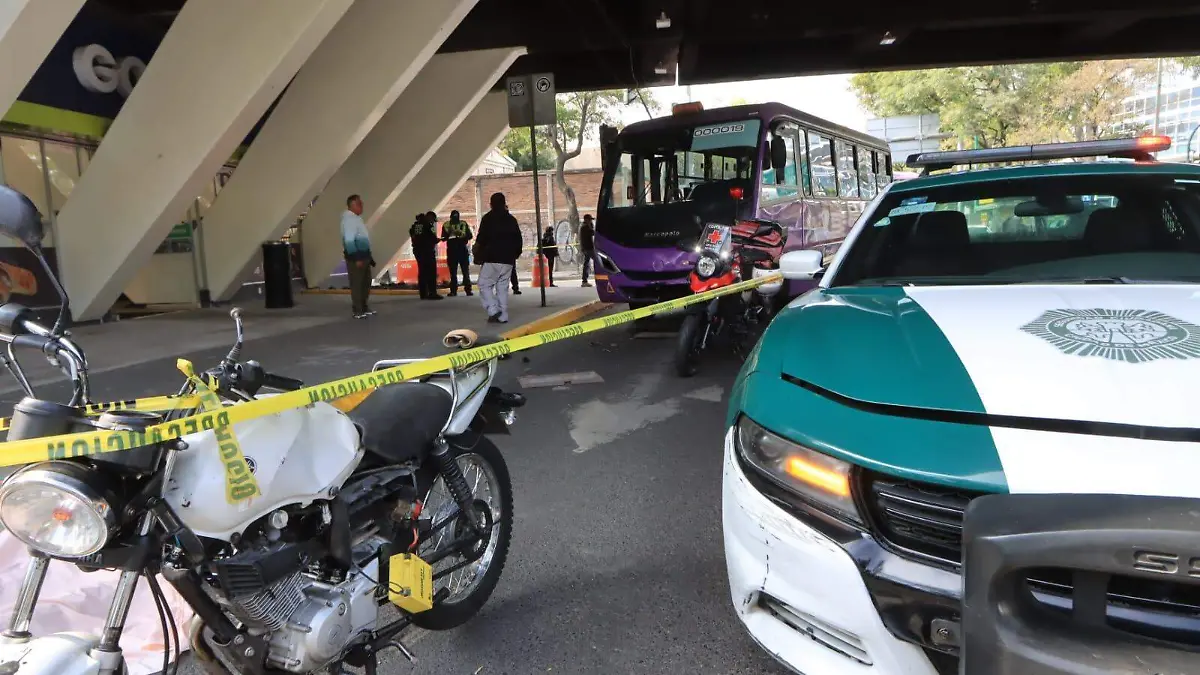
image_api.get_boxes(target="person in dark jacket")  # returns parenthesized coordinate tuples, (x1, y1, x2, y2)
(441, 209, 473, 296)
(473, 192, 523, 323)
(540, 225, 558, 287)
(409, 213, 441, 300)
(579, 213, 596, 287)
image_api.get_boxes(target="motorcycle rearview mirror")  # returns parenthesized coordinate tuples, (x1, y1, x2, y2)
(0, 185, 70, 335)
(0, 185, 45, 248)
(224, 307, 245, 364)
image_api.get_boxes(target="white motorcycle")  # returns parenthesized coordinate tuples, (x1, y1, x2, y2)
(0, 184, 523, 674)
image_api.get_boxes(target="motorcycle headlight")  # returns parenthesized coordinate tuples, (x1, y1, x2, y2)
(696, 254, 719, 279)
(0, 462, 116, 558)
(736, 416, 861, 524)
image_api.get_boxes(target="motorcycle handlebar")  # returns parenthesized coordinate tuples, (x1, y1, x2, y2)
(0, 303, 38, 336)
(261, 372, 304, 392)
(9, 334, 52, 351)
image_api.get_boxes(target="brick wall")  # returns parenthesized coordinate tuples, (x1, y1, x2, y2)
(431, 168, 603, 275)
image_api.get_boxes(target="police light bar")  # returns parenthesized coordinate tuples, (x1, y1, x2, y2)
(672, 101, 704, 115)
(907, 136, 1172, 174)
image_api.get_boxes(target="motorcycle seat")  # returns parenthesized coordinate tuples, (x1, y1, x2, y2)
(348, 382, 453, 463)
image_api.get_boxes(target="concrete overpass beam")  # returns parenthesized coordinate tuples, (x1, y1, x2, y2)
(368, 93, 509, 269)
(0, 0, 85, 115)
(54, 0, 356, 321)
(300, 48, 523, 287)
(202, 0, 480, 301)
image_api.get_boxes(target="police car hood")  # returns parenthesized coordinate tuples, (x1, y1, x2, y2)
(774, 284, 1200, 430)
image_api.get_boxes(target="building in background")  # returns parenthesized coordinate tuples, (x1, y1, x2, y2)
(1118, 68, 1200, 162)
(475, 148, 517, 175)
(866, 114, 952, 165)
(564, 146, 603, 170)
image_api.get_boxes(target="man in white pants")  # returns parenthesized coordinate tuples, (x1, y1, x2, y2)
(472, 192, 524, 323)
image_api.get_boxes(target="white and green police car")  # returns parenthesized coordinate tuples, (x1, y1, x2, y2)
(723, 137, 1200, 674)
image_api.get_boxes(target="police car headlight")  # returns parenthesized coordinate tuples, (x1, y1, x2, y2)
(736, 417, 861, 524)
(0, 462, 116, 558)
(696, 255, 719, 279)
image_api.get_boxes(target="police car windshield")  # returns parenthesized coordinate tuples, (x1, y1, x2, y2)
(832, 173, 1200, 286)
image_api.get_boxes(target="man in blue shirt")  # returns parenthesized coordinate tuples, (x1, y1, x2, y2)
(340, 194, 375, 318)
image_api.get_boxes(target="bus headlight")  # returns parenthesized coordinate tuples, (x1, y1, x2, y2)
(696, 254, 719, 278)
(0, 462, 117, 558)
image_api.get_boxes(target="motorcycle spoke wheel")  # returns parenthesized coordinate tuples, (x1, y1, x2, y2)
(419, 454, 502, 603)
(410, 437, 513, 631)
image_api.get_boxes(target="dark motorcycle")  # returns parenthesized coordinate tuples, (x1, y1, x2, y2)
(673, 219, 786, 377)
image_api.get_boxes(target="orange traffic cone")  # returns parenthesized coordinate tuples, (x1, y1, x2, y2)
(531, 254, 550, 288)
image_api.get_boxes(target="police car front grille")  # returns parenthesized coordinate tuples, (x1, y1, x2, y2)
(862, 473, 1200, 646)
(863, 474, 974, 567)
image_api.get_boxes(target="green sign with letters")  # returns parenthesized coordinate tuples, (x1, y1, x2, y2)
(167, 221, 192, 241)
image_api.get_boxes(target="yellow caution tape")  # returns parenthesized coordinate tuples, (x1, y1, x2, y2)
(0, 272, 782, 470)
(0, 394, 203, 432)
(178, 360, 261, 504)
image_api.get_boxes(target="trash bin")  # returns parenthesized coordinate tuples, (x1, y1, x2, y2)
(261, 241, 293, 309)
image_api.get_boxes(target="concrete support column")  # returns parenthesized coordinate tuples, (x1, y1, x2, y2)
(368, 93, 509, 267)
(301, 48, 522, 287)
(202, 0, 480, 301)
(0, 0, 84, 116)
(55, 0, 356, 321)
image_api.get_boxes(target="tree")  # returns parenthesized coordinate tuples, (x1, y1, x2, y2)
(852, 61, 1159, 149)
(498, 127, 554, 171)
(1174, 56, 1200, 77)
(1037, 60, 1155, 143)
(498, 88, 659, 245)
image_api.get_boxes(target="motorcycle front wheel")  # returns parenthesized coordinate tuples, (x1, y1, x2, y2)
(413, 436, 513, 630)
(674, 313, 704, 377)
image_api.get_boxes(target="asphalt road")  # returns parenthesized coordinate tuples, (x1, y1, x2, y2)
(8, 306, 786, 674)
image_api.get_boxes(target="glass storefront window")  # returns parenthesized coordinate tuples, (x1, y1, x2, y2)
(43, 140, 82, 225)
(195, 176, 218, 219)
(0, 136, 52, 246)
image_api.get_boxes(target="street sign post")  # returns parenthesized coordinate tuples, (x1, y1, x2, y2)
(505, 73, 557, 307)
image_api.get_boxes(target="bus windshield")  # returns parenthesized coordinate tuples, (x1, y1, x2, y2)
(605, 119, 762, 208)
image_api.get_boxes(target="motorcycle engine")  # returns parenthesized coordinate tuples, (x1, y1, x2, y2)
(206, 534, 388, 673)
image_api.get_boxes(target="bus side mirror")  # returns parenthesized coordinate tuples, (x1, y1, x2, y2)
(761, 142, 772, 170)
(770, 137, 788, 185)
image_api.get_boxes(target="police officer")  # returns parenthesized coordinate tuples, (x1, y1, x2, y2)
(441, 210, 473, 297)
(410, 213, 442, 300)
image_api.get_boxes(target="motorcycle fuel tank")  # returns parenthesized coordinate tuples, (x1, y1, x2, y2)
(164, 399, 362, 541)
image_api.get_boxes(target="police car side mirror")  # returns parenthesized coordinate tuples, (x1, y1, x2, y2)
(779, 250, 823, 280)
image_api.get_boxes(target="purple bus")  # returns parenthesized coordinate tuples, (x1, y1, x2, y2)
(594, 102, 893, 306)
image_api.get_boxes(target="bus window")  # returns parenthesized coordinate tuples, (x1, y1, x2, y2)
(835, 139, 858, 198)
(877, 152, 893, 190)
(808, 132, 837, 197)
(798, 129, 812, 196)
(606, 151, 634, 208)
(761, 125, 800, 203)
(632, 148, 754, 205)
(858, 146, 877, 199)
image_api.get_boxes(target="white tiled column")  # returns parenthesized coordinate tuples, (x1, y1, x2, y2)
(201, 0, 480, 301)
(54, 0, 356, 321)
